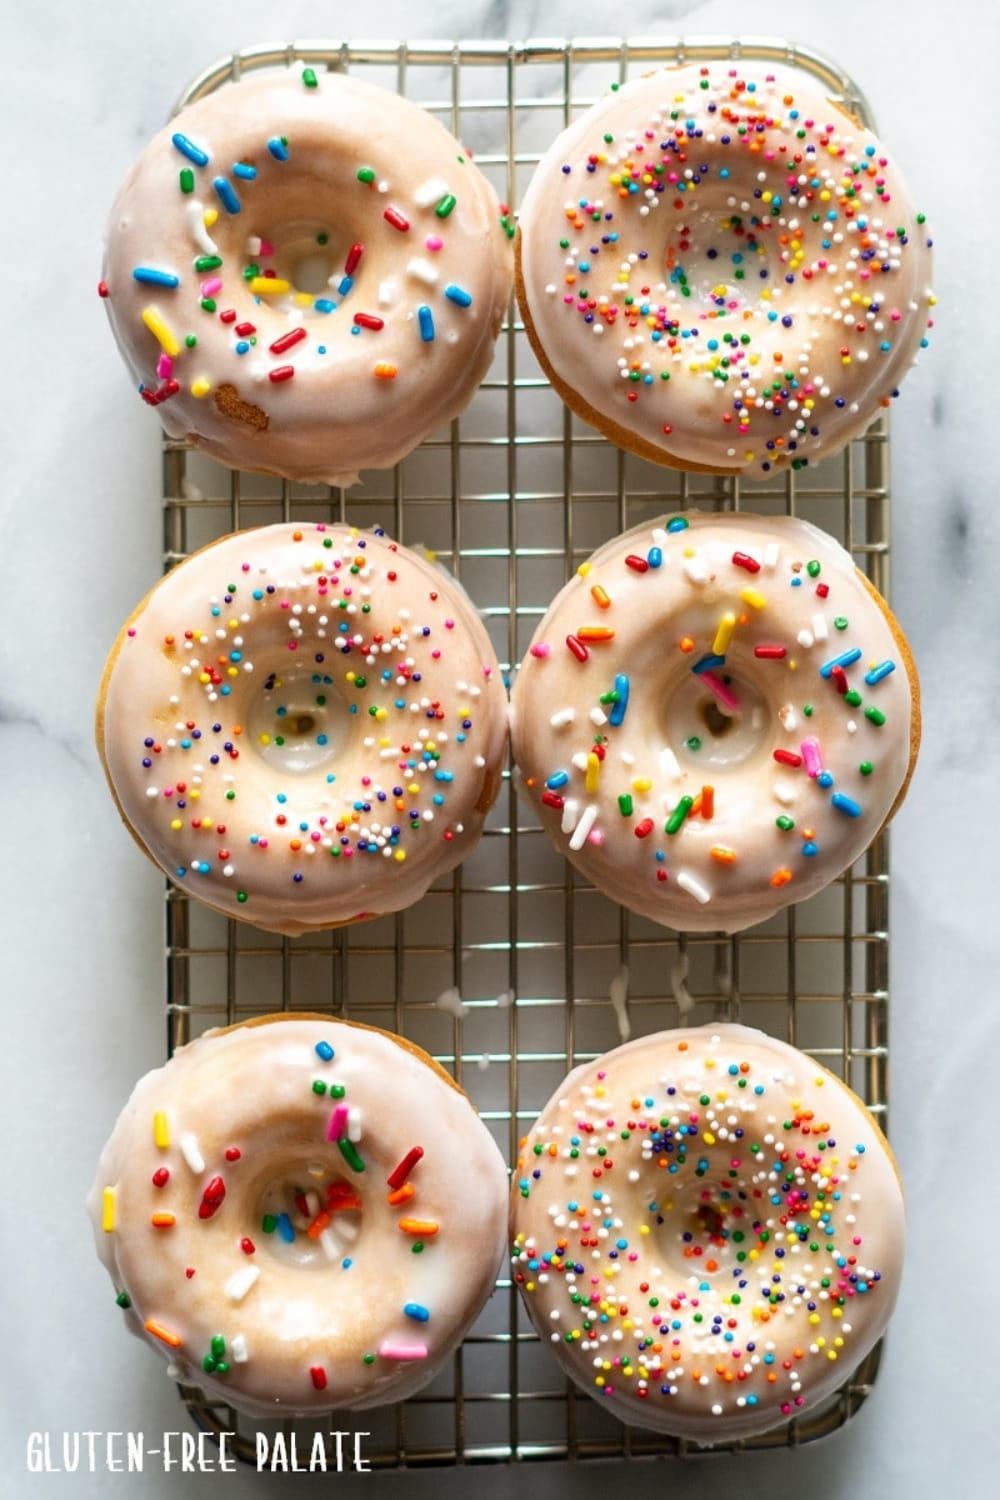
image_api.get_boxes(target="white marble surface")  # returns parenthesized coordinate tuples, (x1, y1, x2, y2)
(3, 0, 998, 1495)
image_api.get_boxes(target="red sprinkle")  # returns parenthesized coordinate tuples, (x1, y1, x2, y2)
(624, 554, 649, 573)
(310, 1366, 328, 1390)
(831, 665, 849, 694)
(345, 242, 364, 275)
(816, 583, 830, 599)
(353, 312, 385, 331)
(219, 308, 237, 324)
(566, 634, 589, 663)
(754, 644, 787, 659)
(198, 1176, 226, 1220)
(152, 1168, 170, 1188)
(97, 280, 110, 298)
(225, 1147, 241, 1161)
(235, 321, 256, 336)
(634, 818, 654, 839)
(542, 790, 565, 809)
(732, 551, 761, 573)
(240, 1237, 256, 1255)
(387, 1145, 425, 1191)
(383, 207, 410, 232)
(269, 326, 308, 355)
(268, 365, 295, 383)
(773, 749, 803, 767)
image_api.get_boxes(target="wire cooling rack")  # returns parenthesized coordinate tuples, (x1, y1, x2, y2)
(159, 37, 892, 1465)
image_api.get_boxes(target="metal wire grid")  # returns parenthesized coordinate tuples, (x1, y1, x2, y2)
(157, 38, 893, 1465)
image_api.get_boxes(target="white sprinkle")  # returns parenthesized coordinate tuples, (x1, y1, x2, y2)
(572, 751, 591, 771)
(812, 613, 829, 642)
(677, 871, 711, 904)
(407, 256, 439, 286)
(609, 967, 630, 1042)
(659, 747, 682, 780)
(225, 1265, 260, 1304)
(377, 278, 397, 307)
(589, 707, 608, 726)
(650, 527, 669, 548)
(797, 629, 814, 649)
(773, 780, 798, 806)
(231, 1334, 249, 1363)
(763, 543, 780, 570)
(319, 1228, 340, 1261)
(550, 708, 576, 728)
(569, 804, 599, 851)
(414, 177, 452, 207)
(187, 202, 218, 255)
(246, 236, 262, 256)
(683, 556, 707, 584)
(495, 989, 514, 1009)
(561, 798, 579, 835)
(348, 1107, 363, 1143)
(179, 1134, 205, 1174)
(778, 704, 798, 733)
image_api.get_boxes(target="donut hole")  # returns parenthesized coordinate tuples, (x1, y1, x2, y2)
(663, 198, 773, 316)
(699, 699, 736, 739)
(255, 1162, 363, 1269)
(667, 1183, 746, 1275)
(259, 221, 342, 299)
(248, 670, 351, 773)
(666, 666, 771, 771)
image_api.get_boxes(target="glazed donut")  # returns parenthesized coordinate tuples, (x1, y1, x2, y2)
(511, 1023, 904, 1440)
(97, 521, 507, 935)
(88, 1014, 509, 1417)
(516, 60, 934, 478)
(510, 511, 918, 933)
(100, 65, 513, 485)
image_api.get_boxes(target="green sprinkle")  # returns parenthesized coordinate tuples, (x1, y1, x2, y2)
(357, 166, 376, 184)
(179, 168, 195, 194)
(200, 297, 217, 312)
(337, 1138, 366, 1173)
(859, 760, 874, 776)
(236, 891, 248, 903)
(865, 706, 886, 727)
(203, 1356, 217, 1373)
(411, 1242, 425, 1254)
(185, 334, 197, 348)
(363, 1353, 376, 1365)
(834, 616, 849, 631)
(211, 1335, 226, 1358)
(316, 232, 328, 245)
(776, 815, 795, 831)
(618, 793, 634, 817)
(302, 67, 318, 88)
(435, 194, 457, 218)
(115, 1291, 131, 1309)
(330, 1084, 346, 1099)
(665, 795, 694, 836)
(262, 1214, 277, 1234)
(312, 1080, 327, 1095)
(194, 255, 222, 272)
(845, 689, 863, 707)
(803, 705, 813, 717)
(686, 735, 701, 751)
(807, 560, 821, 578)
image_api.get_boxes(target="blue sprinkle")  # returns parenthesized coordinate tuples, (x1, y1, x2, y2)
(819, 647, 862, 678)
(647, 546, 663, 568)
(342, 1258, 353, 1270)
(692, 653, 725, 675)
(276, 1213, 295, 1244)
(666, 517, 689, 533)
(315, 1040, 335, 1061)
(235, 340, 250, 354)
(444, 283, 472, 308)
(817, 771, 834, 789)
(232, 162, 257, 180)
(315, 298, 336, 313)
(609, 673, 630, 728)
(132, 267, 180, 288)
(267, 138, 289, 161)
(418, 304, 435, 342)
(832, 792, 863, 818)
(434, 770, 454, 782)
(403, 1302, 430, 1322)
(172, 132, 209, 167)
(212, 176, 241, 214)
(546, 770, 569, 790)
(864, 660, 896, 685)
(338, 275, 354, 297)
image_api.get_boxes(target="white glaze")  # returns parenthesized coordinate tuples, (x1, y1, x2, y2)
(509, 511, 917, 933)
(511, 1023, 904, 1441)
(517, 61, 933, 478)
(88, 1017, 509, 1418)
(102, 66, 513, 484)
(98, 522, 507, 935)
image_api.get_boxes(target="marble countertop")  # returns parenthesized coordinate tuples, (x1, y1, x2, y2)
(3, 0, 997, 1495)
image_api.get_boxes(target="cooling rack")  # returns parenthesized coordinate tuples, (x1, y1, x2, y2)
(159, 36, 892, 1465)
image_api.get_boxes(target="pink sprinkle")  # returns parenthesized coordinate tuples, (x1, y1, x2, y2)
(530, 642, 551, 658)
(201, 277, 222, 297)
(156, 354, 173, 380)
(259, 239, 275, 257)
(377, 1341, 428, 1361)
(425, 236, 443, 252)
(700, 670, 740, 714)
(801, 737, 823, 778)
(327, 1105, 349, 1142)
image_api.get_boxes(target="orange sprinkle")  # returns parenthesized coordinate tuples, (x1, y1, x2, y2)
(387, 1183, 416, 1206)
(374, 362, 397, 380)
(150, 1213, 176, 1228)
(307, 1211, 332, 1240)
(591, 584, 611, 610)
(771, 868, 793, 887)
(701, 785, 715, 819)
(398, 1218, 439, 1236)
(710, 846, 736, 865)
(577, 626, 615, 642)
(145, 1319, 182, 1347)
(679, 636, 695, 653)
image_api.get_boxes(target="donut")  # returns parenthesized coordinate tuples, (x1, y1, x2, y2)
(516, 60, 934, 478)
(97, 521, 507, 935)
(88, 1014, 509, 1417)
(509, 510, 919, 933)
(99, 65, 513, 485)
(511, 1023, 904, 1440)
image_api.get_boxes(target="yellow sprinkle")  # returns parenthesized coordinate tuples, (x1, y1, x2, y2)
(190, 378, 211, 398)
(294, 291, 314, 307)
(394, 850, 406, 862)
(153, 1110, 170, 1149)
(249, 277, 291, 295)
(141, 307, 181, 357)
(170, 818, 183, 831)
(713, 612, 736, 655)
(809, 1313, 821, 1325)
(703, 1132, 716, 1145)
(102, 1187, 116, 1233)
(577, 562, 592, 578)
(740, 588, 767, 610)
(203, 207, 219, 228)
(585, 752, 600, 794)
(632, 777, 652, 794)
